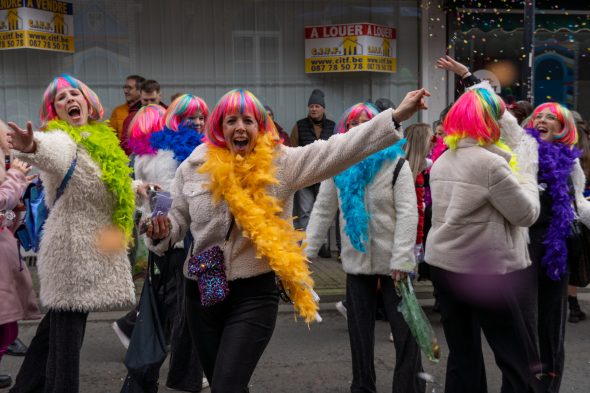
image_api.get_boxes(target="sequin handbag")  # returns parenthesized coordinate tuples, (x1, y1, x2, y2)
(186, 218, 234, 307)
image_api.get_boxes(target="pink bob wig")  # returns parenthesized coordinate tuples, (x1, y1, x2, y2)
(204, 89, 276, 148)
(525, 102, 578, 145)
(164, 94, 209, 131)
(335, 102, 380, 134)
(127, 104, 166, 155)
(443, 88, 506, 145)
(40, 74, 104, 126)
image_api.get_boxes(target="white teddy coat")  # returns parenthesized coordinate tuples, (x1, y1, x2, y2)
(305, 158, 418, 275)
(15, 130, 135, 312)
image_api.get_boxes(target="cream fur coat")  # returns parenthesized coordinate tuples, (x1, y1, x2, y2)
(15, 130, 135, 312)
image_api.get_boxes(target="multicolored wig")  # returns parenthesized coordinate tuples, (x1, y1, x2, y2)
(204, 89, 276, 148)
(164, 94, 209, 131)
(40, 74, 103, 126)
(336, 102, 380, 134)
(525, 102, 578, 145)
(443, 88, 506, 148)
(127, 104, 165, 155)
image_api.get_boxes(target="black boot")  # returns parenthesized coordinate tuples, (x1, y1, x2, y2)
(0, 374, 12, 389)
(568, 295, 587, 323)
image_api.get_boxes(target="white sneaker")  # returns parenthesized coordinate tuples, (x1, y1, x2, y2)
(202, 377, 210, 389)
(166, 378, 210, 391)
(111, 321, 130, 349)
(335, 301, 348, 320)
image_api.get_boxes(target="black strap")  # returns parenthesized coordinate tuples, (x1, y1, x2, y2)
(392, 158, 405, 189)
(225, 217, 235, 242)
(55, 152, 78, 201)
(189, 217, 234, 256)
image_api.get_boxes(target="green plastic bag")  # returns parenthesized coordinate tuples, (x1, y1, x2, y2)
(396, 277, 440, 363)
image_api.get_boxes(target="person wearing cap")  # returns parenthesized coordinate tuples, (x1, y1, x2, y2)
(290, 89, 336, 235)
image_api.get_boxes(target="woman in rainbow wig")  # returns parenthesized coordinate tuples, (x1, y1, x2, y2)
(423, 85, 542, 393)
(305, 103, 425, 393)
(121, 95, 209, 392)
(439, 55, 590, 392)
(144, 87, 430, 391)
(150, 93, 208, 164)
(521, 102, 590, 392)
(6, 74, 135, 393)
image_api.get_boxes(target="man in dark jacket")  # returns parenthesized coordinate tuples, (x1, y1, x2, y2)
(290, 89, 335, 257)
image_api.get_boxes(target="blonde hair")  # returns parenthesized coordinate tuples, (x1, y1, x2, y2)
(403, 123, 432, 181)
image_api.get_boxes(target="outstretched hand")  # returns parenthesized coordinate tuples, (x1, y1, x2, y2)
(7, 121, 36, 153)
(436, 55, 469, 77)
(393, 88, 431, 122)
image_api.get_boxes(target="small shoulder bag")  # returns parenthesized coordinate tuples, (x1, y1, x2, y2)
(186, 218, 234, 306)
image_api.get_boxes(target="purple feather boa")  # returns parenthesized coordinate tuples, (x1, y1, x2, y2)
(526, 128, 581, 280)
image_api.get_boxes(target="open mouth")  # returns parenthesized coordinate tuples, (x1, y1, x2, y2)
(233, 137, 249, 152)
(537, 126, 549, 134)
(67, 106, 81, 119)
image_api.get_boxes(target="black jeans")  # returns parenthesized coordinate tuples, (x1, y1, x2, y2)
(185, 271, 279, 393)
(346, 274, 424, 393)
(430, 266, 541, 393)
(10, 310, 88, 393)
(527, 241, 569, 393)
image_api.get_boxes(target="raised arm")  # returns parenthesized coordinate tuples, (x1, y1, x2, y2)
(488, 156, 540, 227)
(8, 122, 76, 180)
(304, 179, 339, 257)
(281, 89, 430, 192)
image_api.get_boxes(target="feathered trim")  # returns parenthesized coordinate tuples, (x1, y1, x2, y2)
(149, 125, 203, 163)
(334, 140, 406, 252)
(46, 120, 135, 245)
(198, 133, 318, 323)
(526, 128, 581, 280)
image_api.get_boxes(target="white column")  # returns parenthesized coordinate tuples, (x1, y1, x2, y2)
(420, 0, 449, 125)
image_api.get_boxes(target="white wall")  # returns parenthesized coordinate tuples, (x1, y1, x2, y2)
(0, 0, 422, 129)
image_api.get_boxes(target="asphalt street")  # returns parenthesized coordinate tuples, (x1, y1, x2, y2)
(1, 301, 590, 393)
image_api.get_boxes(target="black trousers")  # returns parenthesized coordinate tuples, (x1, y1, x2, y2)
(527, 245, 569, 393)
(430, 266, 541, 393)
(346, 274, 425, 393)
(10, 310, 88, 393)
(185, 272, 279, 393)
(117, 248, 204, 391)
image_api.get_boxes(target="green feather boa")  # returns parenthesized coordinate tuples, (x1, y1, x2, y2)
(46, 120, 135, 242)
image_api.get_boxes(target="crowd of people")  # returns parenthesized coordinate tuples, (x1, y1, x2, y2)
(0, 54, 588, 393)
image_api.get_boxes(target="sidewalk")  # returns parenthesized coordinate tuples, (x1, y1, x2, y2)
(23, 255, 435, 323)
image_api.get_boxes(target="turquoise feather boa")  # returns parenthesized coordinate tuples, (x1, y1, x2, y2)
(334, 140, 406, 252)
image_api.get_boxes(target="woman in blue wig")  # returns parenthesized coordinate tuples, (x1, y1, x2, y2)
(305, 102, 424, 393)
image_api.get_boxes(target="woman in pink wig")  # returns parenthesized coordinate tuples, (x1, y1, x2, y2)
(424, 86, 541, 393)
(144, 87, 430, 392)
(6, 74, 135, 393)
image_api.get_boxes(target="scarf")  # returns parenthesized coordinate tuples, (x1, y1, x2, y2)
(198, 133, 317, 322)
(333, 140, 406, 252)
(149, 124, 204, 164)
(526, 128, 581, 280)
(46, 120, 135, 243)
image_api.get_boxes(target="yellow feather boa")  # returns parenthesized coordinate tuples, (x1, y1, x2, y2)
(198, 133, 318, 323)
